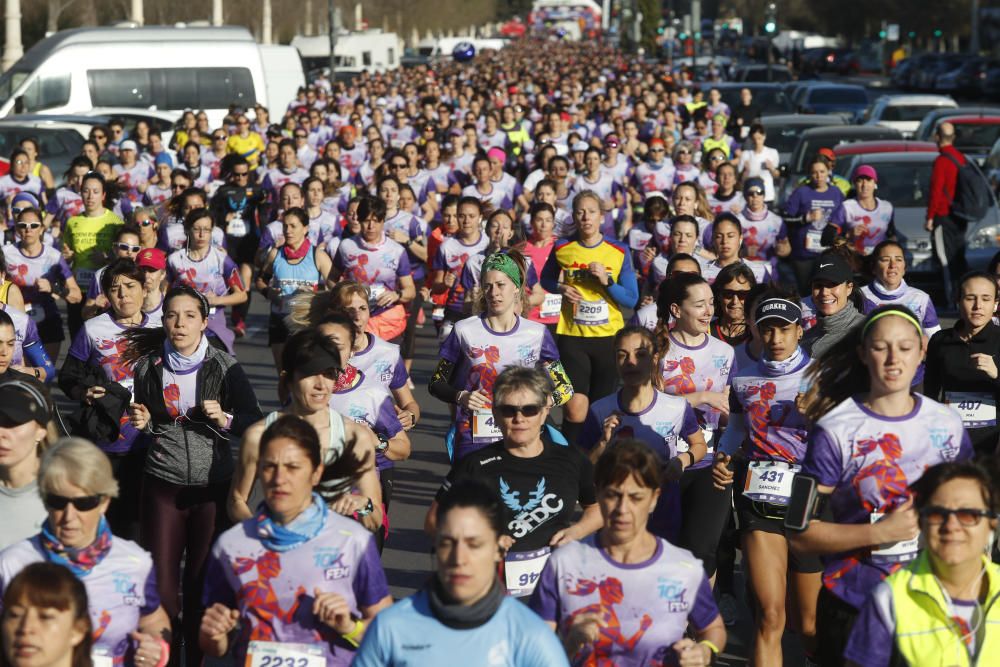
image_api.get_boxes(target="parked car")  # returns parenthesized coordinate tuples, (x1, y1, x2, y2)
(981, 61, 1000, 99)
(16, 108, 179, 148)
(760, 113, 849, 166)
(729, 64, 793, 82)
(831, 140, 939, 163)
(0, 119, 86, 178)
(913, 53, 973, 91)
(797, 84, 870, 121)
(779, 125, 903, 204)
(913, 106, 1000, 142)
(935, 57, 995, 97)
(863, 94, 957, 137)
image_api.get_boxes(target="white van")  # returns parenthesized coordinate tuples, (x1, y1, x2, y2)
(259, 45, 306, 117)
(0, 25, 275, 128)
(291, 31, 400, 78)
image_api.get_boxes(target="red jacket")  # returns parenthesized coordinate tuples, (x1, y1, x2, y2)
(927, 144, 966, 219)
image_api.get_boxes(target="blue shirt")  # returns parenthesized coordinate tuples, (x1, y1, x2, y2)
(353, 589, 569, 667)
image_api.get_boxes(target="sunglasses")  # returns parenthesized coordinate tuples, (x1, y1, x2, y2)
(390, 163, 407, 169)
(214, 135, 227, 141)
(495, 403, 544, 418)
(44, 494, 103, 512)
(721, 289, 751, 300)
(650, 148, 665, 154)
(295, 134, 307, 139)
(15, 221, 42, 230)
(137, 219, 155, 226)
(116, 243, 141, 253)
(171, 184, 188, 191)
(920, 506, 996, 526)
(677, 150, 691, 155)
(232, 171, 249, 178)
(710, 155, 725, 161)
(746, 189, 765, 197)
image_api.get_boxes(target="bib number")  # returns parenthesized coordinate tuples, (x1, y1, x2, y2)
(540, 293, 562, 319)
(471, 409, 502, 441)
(76, 269, 96, 289)
(870, 512, 920, 563)
(431, 306, 445, 322)
(368, 284, 386, 306)
(226, 215, 248, 238)
(945, 391, 997, 428)
(245, 642, 325, 667)
(804, 228, 824, 252)
(573, 299, 609, 326)
(504, 547, 551, 598)
(744, 461, 800, 505)
(91, 650, 113, 667)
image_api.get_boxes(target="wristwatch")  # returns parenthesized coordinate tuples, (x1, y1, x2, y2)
(356, 497, 375, 517)
(375, 432, 390, 454)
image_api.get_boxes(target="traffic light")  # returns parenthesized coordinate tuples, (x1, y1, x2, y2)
(764, 3, 777, 35)
(933, 29, 942, 38)
(879, 29, 886, 39)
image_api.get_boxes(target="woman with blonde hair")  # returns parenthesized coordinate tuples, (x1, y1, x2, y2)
(0, 438, 171, 667)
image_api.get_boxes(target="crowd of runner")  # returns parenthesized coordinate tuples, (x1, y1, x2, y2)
(0, 37, 997, 667)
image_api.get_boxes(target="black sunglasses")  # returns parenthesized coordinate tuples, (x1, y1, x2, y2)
(495, 404, 544, 418)
(920, 506, 996, 526)
(44, 494, 103, 511)
(746, 189, 765, 197)
(721, 289, 751, 300)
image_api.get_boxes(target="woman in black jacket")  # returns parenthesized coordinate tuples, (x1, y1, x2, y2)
(925, 271, 1000, 459)
(122, 284, 262, 667)
(58, 258, 150, 540)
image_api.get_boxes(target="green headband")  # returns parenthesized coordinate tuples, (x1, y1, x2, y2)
(862, 309, 923, 338)
(481, 252, 522, 288)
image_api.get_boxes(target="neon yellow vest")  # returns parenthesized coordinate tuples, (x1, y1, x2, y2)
(886, 552, 1000, 666)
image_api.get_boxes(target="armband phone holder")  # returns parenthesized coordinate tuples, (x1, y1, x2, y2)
(784, 474, 822, 532)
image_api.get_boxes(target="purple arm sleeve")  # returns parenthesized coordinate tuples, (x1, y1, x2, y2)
(539, 327, 559, 363)
(388, 358, 408, 390)
(680, 402, 701, 439)
(801, 428, 845, 488)
(201, 550, 237, 608)
(689, 575, 720, 632)
(140, 565, 161, 616)
(438, 330, 461, 364)
(957, 430, 974, 462)
(67, 326, 93, 362)
(527, 558, 560, 622)
(396, 250, 412, 278)
(431, 247, 447, 272)
(351, 537, 391, 608)
(578, 410, 603, 451)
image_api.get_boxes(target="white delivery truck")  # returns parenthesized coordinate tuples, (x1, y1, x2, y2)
(259, 44, 307, 116)
(291, 31, 400, 80)
(0, 25, 304, 128)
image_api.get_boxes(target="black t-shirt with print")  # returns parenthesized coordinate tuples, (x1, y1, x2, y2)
(438, 440, 597, 552)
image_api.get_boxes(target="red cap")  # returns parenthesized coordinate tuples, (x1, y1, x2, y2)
(136, 248, 166, 271)
(818, 147, 836, 161)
